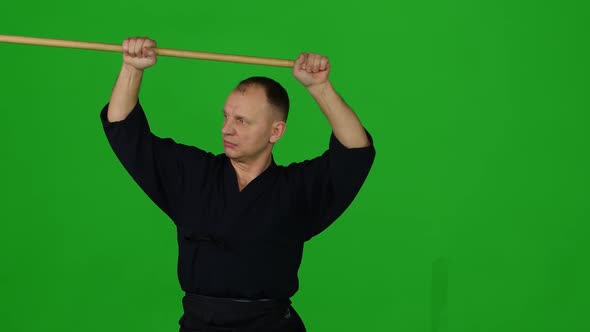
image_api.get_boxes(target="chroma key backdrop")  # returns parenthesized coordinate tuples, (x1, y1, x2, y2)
(0, 0, 588, 331)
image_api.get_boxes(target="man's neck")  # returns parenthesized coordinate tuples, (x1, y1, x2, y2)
(230, 154, 273, 191)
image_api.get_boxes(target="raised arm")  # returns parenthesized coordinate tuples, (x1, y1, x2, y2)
(107, 37, 157, 122)
(293, 52, 370, 148)
(101, 37, 215, 226)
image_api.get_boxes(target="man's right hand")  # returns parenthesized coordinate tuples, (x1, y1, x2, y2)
(107, 37, 156, 122)
(122, 37, 157, 70)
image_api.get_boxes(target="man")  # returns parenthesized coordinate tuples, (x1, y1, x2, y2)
(100, 37, 375, 331)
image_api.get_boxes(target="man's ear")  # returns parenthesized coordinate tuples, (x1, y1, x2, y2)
(270, 121, 286, 144)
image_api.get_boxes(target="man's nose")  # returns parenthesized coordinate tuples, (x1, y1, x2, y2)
(222, 119, 234, 135)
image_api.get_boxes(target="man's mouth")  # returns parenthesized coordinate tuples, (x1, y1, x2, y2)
(223, 140, 237, 148)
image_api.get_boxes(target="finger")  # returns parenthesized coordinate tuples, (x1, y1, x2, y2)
(135, 37, 144, 57)
(122, 38, 129, 55)
(142, 40, 151, 58)
(145, 38, 157, 49)
(141, 37, 148, 57)
(306, 53, 317, 72)
(319, 56, 329, 71)
(147, 48, 157, 59)
(127, 38, 135, 56)
(131, 37, 141, 57)
(300, 52, 309, 70)
(139, 37, 148, 58)
(135, 38, 146, 57)
(311, 53, 322, 72)
(141, 37, 156, 57)
(294, 53, 305, 68)
(145, 46, 157, 58)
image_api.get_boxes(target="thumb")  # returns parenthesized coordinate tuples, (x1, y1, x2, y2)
(294, 53, 306, 69)
(142, 46, 155, 58)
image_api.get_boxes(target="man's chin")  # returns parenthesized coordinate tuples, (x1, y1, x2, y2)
(224, 149, 239, 159)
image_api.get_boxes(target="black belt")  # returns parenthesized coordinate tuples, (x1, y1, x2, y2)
(183, 292, 291, 313)
(180, 292, 294, 331)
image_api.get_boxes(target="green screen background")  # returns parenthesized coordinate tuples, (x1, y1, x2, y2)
(0, 1, 588, 331)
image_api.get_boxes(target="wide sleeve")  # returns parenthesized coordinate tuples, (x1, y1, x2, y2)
(100, 101, 212, 222)
(292, 130, 376, 240)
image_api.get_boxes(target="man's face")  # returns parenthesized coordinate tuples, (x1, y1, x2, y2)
(221, 86, 280, 163)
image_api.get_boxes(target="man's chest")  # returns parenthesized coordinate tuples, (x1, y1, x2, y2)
(178, 176, 307, 244)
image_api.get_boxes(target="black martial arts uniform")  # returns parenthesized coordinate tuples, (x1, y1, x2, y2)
(100, 101, 375, 331)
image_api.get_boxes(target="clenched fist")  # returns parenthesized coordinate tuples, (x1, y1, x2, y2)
(293, 52, 330, 88)
(122, 37, 158, 70)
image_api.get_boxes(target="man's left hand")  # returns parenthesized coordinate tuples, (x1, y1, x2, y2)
(293, 52, 330, 88)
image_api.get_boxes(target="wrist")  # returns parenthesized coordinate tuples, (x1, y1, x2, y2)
(122, 63, 144, 76)
(306, 81, 333, 97)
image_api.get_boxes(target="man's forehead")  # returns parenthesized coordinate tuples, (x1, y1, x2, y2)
(225, 88, 268, 113)
(232, 85, 265, 99)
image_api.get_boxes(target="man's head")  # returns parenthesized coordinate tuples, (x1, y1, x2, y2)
(221, 76, 289, 163)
